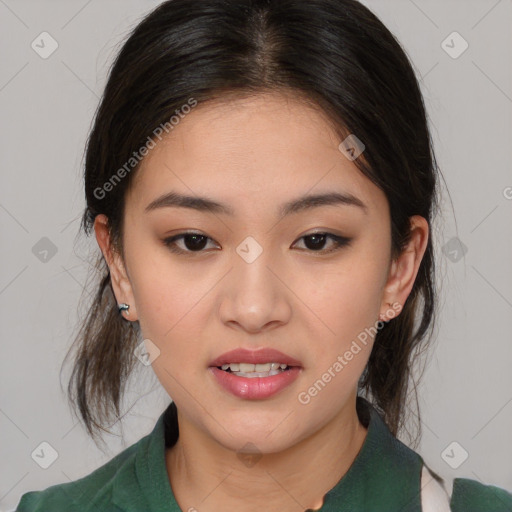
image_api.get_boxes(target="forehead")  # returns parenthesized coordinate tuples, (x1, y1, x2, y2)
(127, 92, 386, 216)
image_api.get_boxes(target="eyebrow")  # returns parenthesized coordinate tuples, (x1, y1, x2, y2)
(144, 190, 368, 217)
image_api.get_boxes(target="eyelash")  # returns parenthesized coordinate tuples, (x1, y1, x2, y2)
(162, 231, 351, 256)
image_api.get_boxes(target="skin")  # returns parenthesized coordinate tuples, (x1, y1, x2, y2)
(94, 91, 429, 511)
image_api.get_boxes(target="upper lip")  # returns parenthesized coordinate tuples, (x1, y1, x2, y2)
(209, 348, 302, 368)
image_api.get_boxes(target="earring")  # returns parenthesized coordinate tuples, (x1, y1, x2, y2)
(118, 303, 130, 315)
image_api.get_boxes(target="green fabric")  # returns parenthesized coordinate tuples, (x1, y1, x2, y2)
(450, 477, 512, 511)
(15, 397, 512, 511)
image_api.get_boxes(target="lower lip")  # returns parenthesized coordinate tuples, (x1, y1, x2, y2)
(209, 367, 301, 400)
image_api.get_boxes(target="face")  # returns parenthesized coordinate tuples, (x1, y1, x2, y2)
(96, 91, 426, 454)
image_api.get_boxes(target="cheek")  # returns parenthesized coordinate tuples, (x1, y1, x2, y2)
(295, 257, 386, 413)
(124, 239, 206, 358)
(133, 270, 210, 399)
(303, 252, 388, 343)
(135, 274, 208, 354)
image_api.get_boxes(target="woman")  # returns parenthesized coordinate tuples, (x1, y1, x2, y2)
(16, 0, 512, 510)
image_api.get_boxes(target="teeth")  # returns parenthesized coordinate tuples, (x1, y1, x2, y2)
(237, 369, 283, 378)
(219, 362, 289, 372)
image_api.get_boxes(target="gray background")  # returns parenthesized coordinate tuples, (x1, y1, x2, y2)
(1, 0, 511, 510)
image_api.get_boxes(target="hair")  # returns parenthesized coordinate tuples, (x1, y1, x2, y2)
(63, 0, 442, 451)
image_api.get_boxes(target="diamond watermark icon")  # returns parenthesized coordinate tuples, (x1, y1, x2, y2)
(339, 134, 365, 161)
(32, 237, 58, 263)
(441, 441, 469, 469)
(31, 31, 59, 59)
(441, 31, 469, 59)
(442, 237, 468, 263)
(31, 441, 59, 469)
(236, 236, 263, 264)
(236, 442, 262, 468)
(134, 339, 161, 366)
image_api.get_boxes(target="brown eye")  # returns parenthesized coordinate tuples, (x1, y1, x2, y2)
(293, 233, 351, 254)
(163, 233, 218, 254)
(303, 233, 329, 251)
(163, 231, 351, 256)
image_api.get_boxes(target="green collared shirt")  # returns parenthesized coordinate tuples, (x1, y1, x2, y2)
(16, 397, 512, 511)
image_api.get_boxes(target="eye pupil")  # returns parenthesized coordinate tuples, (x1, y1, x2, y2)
(184, 234, 208, 251)
(304, 234, 327, 251)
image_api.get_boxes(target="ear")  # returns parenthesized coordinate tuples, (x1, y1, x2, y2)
(94, 214, 138, 321)
(379, 215, 429, 321)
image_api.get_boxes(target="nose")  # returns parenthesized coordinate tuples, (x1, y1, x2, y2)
(217, 243, 292, 334)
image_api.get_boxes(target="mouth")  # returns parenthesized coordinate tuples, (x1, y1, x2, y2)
(216, 362, 294, 378)
(208, 348, 303, 399)
(209, 347, 302, 372)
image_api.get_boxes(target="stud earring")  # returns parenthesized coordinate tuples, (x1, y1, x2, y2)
(118, 303, 130, 315)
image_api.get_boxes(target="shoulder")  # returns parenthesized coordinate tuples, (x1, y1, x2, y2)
(15, 440, 140, 512)
(420, 464, 512, 512)
(449, 477, 512, 511)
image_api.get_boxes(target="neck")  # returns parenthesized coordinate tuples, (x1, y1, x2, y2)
(165, 395, 368, 512)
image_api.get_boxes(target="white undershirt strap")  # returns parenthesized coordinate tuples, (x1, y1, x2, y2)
(420, 465, 452, 511)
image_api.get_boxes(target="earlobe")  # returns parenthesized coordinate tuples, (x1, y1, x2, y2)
(379, 215, 429, 320)
(93, 214, 138, 321)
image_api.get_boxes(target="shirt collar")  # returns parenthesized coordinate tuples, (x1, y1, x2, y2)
(318, 396, 424, 510)
(114, 396, 424, 511)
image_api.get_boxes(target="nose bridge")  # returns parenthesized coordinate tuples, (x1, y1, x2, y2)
(233, 234, 280, 300)
(219, 234, 291, 331)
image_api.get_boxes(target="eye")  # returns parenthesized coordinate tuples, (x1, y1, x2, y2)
(163, 231, 351, 256)
(163, 232, 219, 254)
(292, 232, 351, 254)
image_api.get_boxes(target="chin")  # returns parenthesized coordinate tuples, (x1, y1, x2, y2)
(207, 414, 304, 455)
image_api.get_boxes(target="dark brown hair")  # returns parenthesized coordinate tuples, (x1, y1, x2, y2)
(62, 0, 442, 451)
